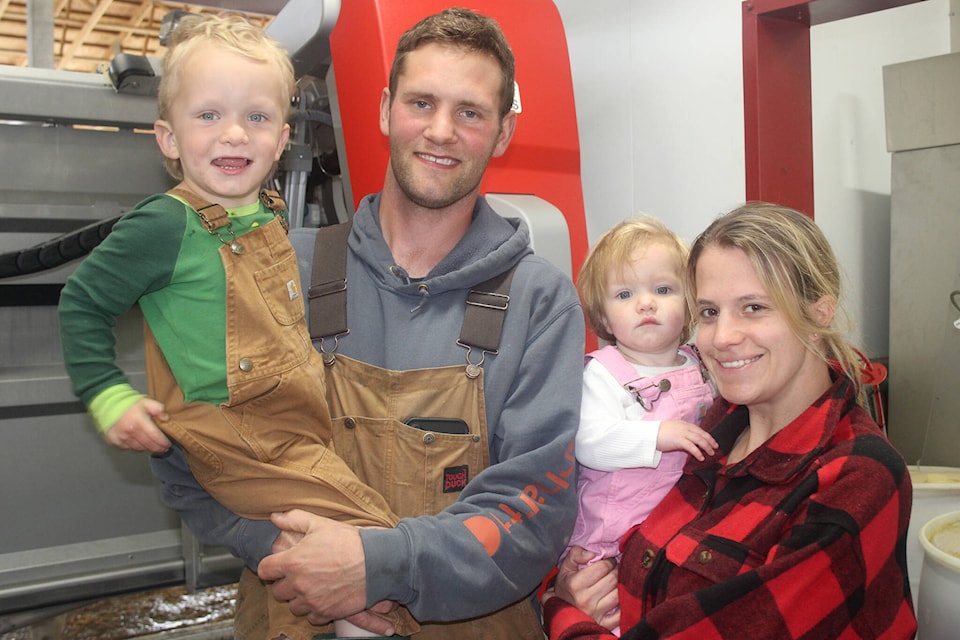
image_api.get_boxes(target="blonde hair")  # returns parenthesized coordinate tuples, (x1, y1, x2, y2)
(578, 215, 692, 344)
(686, 202, 861, 394)
(157, 14, 296, 180)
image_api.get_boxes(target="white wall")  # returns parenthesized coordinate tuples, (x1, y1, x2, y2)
(555, 0, 951, 357)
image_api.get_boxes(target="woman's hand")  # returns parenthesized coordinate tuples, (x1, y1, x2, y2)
(543, 546, 620, 631)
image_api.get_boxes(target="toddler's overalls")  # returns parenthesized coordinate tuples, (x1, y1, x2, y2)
(143, 191, 417, 640)
(568, 345, 714, 561)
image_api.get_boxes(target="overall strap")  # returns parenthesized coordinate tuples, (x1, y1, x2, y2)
(308, 221, 518, 356)
(308, 221, 351, 341)
(168, 187, 229, 231)
(166, 188, 288, 232)
(585, 345, 638, 386)
(458, 264, 518, 354)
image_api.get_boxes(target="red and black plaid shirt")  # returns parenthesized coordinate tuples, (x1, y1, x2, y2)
(545, 375, 917, 639)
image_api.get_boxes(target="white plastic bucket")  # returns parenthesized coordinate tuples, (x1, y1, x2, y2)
(908, 466, 960, 605)
(917, 510, 960, 639)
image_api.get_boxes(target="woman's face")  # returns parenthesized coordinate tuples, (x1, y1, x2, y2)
(693, 245, 830, 424)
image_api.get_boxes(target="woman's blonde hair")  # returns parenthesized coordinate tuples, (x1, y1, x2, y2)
(578, 215, 692, 345)
(156, 14, 296, 180)
(685, 202, 861, 395)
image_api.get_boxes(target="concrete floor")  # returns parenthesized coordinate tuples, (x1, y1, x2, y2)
(0, 585, 236, 640)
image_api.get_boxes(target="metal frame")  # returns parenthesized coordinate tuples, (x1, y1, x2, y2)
(741, 0, 927, 216)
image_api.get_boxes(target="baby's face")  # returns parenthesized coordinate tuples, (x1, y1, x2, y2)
(602, 241, 687, 367)
(155, 43, 290, 209)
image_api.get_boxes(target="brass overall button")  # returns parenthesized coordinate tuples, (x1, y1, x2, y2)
(697, 550, 713, 564)
(641, 549, 655, 569)
(422, 433, 436, 445)
(238, 358, 254, 372)
(344, 417, 356, 429)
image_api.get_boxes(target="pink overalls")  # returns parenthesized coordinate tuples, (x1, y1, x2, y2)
(568, 345, 714, 561)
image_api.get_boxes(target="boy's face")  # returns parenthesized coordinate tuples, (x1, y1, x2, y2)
(154, 44, 290, 209)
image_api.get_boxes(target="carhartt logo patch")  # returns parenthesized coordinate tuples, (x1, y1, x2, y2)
(286, 279, 299, 300)
(443, 465, 469, 493)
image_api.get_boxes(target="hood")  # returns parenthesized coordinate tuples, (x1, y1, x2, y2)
(350, 193, 534, 299)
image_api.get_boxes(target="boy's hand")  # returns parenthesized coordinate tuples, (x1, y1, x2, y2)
(656, 420, 718, 461)
(104, 398, 171, 454)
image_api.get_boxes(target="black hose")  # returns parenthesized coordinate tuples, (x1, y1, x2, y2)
(0, 216, 120, 279)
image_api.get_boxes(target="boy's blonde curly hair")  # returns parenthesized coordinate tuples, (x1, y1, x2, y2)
(156, 14, 296, 180)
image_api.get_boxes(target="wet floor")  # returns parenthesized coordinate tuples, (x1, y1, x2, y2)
(0, 584, 236, 640)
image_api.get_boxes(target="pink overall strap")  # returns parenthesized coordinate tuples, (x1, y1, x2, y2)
(586, 344, 709, 388)
(584, 345, 638, 387)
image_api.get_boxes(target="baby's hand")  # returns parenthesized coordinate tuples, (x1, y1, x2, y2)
(657, 420, 718, 461)
(103, 398, 171, 454)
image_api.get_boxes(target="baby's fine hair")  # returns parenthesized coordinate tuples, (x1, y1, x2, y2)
(389, 7, 516, 119)
(686, 202, 861, 394)
(578, 215, 692, 345)
(157, 13, 296, 180)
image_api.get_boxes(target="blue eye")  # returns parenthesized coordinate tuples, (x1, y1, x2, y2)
(616, 291, 632, 300)
(656, 286, 671, 295)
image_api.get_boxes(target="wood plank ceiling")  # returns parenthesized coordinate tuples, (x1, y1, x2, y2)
(0, 1, 280, 73)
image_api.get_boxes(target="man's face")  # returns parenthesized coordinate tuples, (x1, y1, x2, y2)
(380, 42, 516, 210)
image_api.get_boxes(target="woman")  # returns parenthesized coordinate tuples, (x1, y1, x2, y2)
(543, 203, 917, 639)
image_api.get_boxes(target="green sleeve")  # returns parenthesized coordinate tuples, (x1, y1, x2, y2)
(59, 195, 185, 406)
(88, 384, 146, 434)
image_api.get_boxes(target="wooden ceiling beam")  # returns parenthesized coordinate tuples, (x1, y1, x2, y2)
(56, 0, 115, 69)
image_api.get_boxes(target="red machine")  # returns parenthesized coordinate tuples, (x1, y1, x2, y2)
(329, 0, 589, 283)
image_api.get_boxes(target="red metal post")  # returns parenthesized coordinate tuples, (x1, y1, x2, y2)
(741, 0, 927, 218)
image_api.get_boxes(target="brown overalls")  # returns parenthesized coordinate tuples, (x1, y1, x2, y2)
(144, 191, 418, 640)
(233, 222, 545, 640)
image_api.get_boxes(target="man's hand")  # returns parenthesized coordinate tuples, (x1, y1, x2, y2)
(337, 601, 401, 637)
(545, 545, 620, 631)
(257, 510, 369, 625)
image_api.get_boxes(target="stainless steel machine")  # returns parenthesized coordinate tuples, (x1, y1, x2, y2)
(0, 0, 586, 631)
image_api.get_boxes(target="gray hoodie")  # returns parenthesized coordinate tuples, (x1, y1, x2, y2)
(151, 193, 585, 621)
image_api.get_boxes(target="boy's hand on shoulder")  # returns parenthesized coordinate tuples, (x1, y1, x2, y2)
(104, 398, 171, 454)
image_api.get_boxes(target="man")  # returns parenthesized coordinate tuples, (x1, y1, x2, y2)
(151, 8, 584, 639)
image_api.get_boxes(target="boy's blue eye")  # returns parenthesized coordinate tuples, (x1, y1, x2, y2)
(249, 114, 265, 123)
(200, 112, 216, 120)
